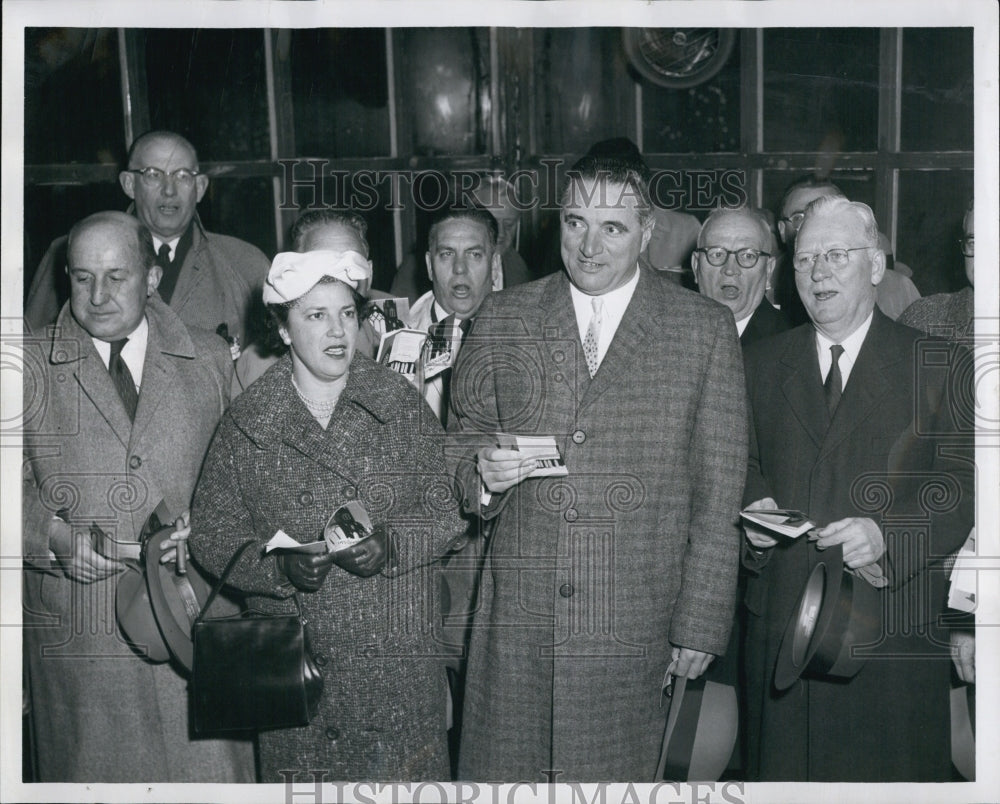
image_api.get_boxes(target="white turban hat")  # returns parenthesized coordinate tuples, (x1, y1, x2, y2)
(262, 250, 372, 304)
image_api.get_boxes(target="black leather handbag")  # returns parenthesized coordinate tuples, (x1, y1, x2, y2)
(191, 540, 324, 733)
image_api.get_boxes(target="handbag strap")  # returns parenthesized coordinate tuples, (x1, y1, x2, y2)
(195, 539, 256, 624)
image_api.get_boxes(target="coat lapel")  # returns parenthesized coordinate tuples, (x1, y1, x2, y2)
(579, 268, 656, 413)
(50, 308, 132, 449)
(777, 326, 829, 450)
(129, 299, 196, 453)
(165, 218, 208, 316)
(537, 273, 588, 397)
(818, 312, 895, 461)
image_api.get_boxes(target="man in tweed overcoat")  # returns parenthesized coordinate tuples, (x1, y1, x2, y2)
(449, 156, 748, 781)
(21, 212, 253, 781)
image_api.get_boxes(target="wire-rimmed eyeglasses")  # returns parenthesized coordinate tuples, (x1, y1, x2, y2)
(792, 246, 874, 273)
(127, 167, 200, 188)
(694, 246, 770, 270)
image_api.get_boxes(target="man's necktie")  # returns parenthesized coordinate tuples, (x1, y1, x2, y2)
(155, 243, 178, 304)
(583, 298, 603, 378)
(824, 343, 844, 418)
(109, 338, 138, 421)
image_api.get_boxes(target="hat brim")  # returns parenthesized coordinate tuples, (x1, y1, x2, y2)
(116, 562, 172, 663)
(657, 675, 739, 782)
(144, 527, 240, 672)
(774, 544, 881, 691)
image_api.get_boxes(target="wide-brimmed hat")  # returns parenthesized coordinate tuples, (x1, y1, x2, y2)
(116, 526, 239, 671)
(656, 675, 738, 781)
(774, 544, 882, 691)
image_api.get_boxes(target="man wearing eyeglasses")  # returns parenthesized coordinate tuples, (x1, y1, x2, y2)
(25, 130, 269, 349)
(740, 195, 974, 782)
(692, 207, 790, 346)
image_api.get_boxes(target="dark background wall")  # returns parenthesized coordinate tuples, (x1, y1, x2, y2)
(23, 27, 973, 298)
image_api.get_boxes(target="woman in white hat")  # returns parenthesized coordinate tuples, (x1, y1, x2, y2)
(189, 249, 468, 781)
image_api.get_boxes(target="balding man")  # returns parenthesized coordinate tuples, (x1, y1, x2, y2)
(24, 130, 269, 347)
(692, 207, 791, 346)
(21, 212, 253, 782)
(741, 196, 973, 781)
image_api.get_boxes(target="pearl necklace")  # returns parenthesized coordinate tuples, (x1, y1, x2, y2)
(292, 378, 340, 417)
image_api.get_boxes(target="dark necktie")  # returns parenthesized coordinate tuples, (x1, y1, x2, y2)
(109, 338, 138, 421)
(824, 343, 844, 418)
(155, 243, 179, 304)
(433, 314, 473, 428)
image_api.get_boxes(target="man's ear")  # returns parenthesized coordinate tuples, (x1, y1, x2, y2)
(194, 173, 209, 204)
(764, 255, 777, 288)
(777, 220, 789, 245)
(491, 251, 503, 291)
(640, 218, 655, 254)
(690, 252, 700, 286)
(425, 252, 434, 284)
(119, 170, 137, 200)
(870, 249, 886, 287)
(146, 263, 163, 297)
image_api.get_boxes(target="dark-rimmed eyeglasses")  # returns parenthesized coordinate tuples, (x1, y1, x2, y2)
(127, 167, 200, 188)
(959, 236, 975, 257)
(694, 246, 770, 270)
(792, 246, 873, 273)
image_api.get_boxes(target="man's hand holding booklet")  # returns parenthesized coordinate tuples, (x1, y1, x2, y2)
(740, 507, 815, 539)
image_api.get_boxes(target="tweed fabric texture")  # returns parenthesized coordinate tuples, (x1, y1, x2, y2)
(449, 268, 748, 781)
(189, 352, 468, 781)
(22, 297, 253, 782)
(741, 312, 975, 781)
(898, 285, 974, 340)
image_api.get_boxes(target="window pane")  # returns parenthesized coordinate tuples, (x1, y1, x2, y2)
(24, 28, 124, 165)
(399, 28, 490, 157)
(290, 29, 390, 158)
(640, 31, 741, 153)
(900, 29, 973, 152)
(535, 28, 631, 155)
(198, 177, 275, 258)
(896, 170, 973, 296)
(763, 29, 879, 152)
(145, 29, 269, 161)
(24, 182, 126, 304)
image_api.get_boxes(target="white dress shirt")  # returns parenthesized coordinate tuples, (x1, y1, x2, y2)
(814, 311, 873, 387)
(735, 314, 752, 337)
(569, 265, 641, 369)
(91, 316, 149, 390)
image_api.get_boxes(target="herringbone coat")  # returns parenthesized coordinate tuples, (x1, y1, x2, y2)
(450, 268, 748, 781)
(21, 297, 253, 782)
(189, 353, 468, 781)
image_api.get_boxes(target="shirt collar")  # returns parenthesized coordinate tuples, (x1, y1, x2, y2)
(568, 264, 641, 323)
(90, 315, 149, 383)
(815, 311, 873, 362)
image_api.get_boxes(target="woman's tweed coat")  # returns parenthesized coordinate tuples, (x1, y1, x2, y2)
(189, 353, 468, 782)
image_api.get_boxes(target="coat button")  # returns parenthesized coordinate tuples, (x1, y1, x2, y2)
(314, 655, 328, 667)
(325, 726, 340, 741)
(362, 646, 377, 659)
(342, 486, 356, 499)
(128, 455, 142, 470)
(564, 508, 578, 522)
(554, 372, 564, 383)
(298, 491, 314, 507)
(559, 583, 574, 598)
(553, 350, 566, 364)
(571, 429, 586, 444)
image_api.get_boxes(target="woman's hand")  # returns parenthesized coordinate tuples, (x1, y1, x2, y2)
(331, 526, 389, 578)
(277, 550, 338, 592)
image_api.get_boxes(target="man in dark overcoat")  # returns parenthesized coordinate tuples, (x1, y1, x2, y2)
(21, 212, 253, 781)
(741, 195, 974, 781)
(449, 155, 748, 781)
